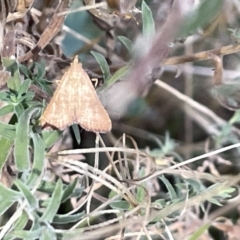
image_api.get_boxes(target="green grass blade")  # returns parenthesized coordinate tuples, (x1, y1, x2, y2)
(71, 124, 81, 145)
(14, 179, 39, 210)
(61, 178, 78, 202)
(42, 130, 62, 149)
(13, 210, 29, 231)
(142, 1, 155, 38)
(38, 180, 84, 198)
(40, 229, 57, 240)
(0, 122, 16, 140)
(0, 137, 14, 172)
(160, 175, 178, 201)
(188, 222, 211, 240)
(179, 0, 223, 37)
(4, 228, 43, 240)
(118, 36, 133, 53)
(91, 51, 112, 81)
(103, 65, 130, 88)
(52, 212, 85, 224)
(40, 179, 63, 223)
(14, 106, 41, 171)
(0, 183, 22, 215)
(0, 105, 14, 116)
(18, 79, 31, 96)
(26, 133, 45, 187)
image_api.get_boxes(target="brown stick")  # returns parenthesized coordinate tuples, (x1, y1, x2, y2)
(18, 0, 69, 63)
(164, 43, 240, 65)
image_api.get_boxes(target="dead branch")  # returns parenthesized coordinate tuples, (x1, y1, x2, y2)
(164, 42, 240, 65)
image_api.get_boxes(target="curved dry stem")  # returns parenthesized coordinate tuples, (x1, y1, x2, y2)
(164, 42, 240, 65)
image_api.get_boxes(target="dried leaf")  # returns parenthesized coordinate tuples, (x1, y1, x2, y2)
(211, 54, 223, 85)
(107, 0, 137, 13)
(1, 30, 15, 58)
(18, 0, 69, 62)
(0, 70, 10, 87)
(16, 0, 33, 12)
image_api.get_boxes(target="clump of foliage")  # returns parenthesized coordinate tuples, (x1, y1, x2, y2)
(0, 0, 240, 240)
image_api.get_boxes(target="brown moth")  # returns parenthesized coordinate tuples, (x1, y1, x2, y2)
(40, 56, 112, 133)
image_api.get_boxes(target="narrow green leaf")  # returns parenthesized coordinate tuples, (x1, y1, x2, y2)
(72, 124, 81, 145)
(2, 57, 17, 69)
(91, 51, 112, 81)
(14, 179, 39, 209)
(142, 1, 155, 38)
(60, 229, 84, 239)
(118, 36, 133, 53)
(35, 61, 46, 80)
(40, 179, 63, 223)
(40, 229, 57, 240)
(136, 185, 145, 203)
(220, 187, 236, 194)
(229, 110, 240, 124)
(42, 130, 62, 149)
(18, 79, 31, 96)
(109, 190, 117, 199)
(52, 212, 85, 224)
(102, 65, 130, 88)
(136, 168, 146, 202)
(0, 200, 16, 217)
(0, 122, 15, 140)
(110, 200, 131, 210)
(5, 228, 43, 239)
(0, 105, 14, 116)
(0, 92, 9, 102)
(185, 179, 204, 193)
(2, 58, 20, 90)
(160, 176, 177, 201)
(153, 199, 166, 208)
(19, 64, 30, 78)
(7, 69, 21, 91)
(26, 133, 45, 187)
(14, 104, 24, 119)
(188, 222, 211, 240)
(37, 181, 56, 194)
(0, 137, 14, 172)
(0, 183, 22, 215)
(13, 210, 29, 231)
(30, 218, 41, 231)
(61, 178, 78, 203)
(14, 106, 41, 171)
(5, 214, 30, 240)
(208, 198, 223, 206)
(38, 180, 84, 198)
(22, 92, 35, 103)
(179, 0, 223, 37)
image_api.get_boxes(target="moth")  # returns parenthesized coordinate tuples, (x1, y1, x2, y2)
(40, 56, 112, 133)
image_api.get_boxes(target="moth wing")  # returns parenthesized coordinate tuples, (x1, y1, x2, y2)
(75, 69, 112, 133)
(40, 71, 77, 130)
